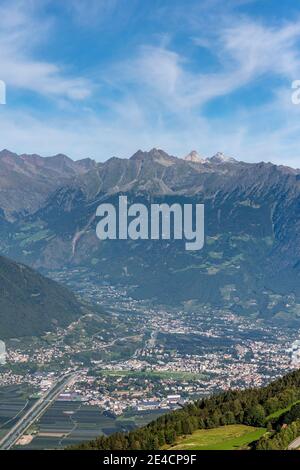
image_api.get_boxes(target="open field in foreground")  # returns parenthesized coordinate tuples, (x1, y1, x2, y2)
(167, 425, 266, 450)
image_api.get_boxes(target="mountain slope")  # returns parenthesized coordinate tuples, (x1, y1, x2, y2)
(0, 255, 83, 338)
(0, 149, 96, 220)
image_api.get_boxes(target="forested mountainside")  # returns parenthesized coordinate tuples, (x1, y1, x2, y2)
(0, 254, 83, 338)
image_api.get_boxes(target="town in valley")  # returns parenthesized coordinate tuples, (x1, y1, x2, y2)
(0, 268, 299, 449)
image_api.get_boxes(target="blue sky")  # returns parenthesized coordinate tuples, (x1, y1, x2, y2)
(0, 0, 300, 167)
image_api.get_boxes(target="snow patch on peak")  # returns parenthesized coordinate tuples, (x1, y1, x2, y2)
(210, 152, 236, 164)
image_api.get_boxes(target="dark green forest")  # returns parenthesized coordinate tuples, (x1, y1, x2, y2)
(0, 255, 83, 338)
(70, 369, 300, 450)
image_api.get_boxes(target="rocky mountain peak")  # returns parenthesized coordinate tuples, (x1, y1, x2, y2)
(47, 153, 71, 161)
(130, 148, 177, 166)
(184, 150, 207, 163)
(0, 149, 18, 160)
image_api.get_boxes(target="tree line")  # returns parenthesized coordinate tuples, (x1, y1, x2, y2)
(255, 400, 300, 449)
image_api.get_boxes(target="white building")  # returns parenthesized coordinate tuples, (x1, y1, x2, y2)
(287, 340, 300, 366)
(0, 341, 6, 365)
(167, 394, 181, 404)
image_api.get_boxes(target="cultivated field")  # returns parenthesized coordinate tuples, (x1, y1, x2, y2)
(0, 385, 35, 440)
(13, 400, 166, 449)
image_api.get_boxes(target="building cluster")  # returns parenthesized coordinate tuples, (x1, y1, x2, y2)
(1, 276, 300, 417)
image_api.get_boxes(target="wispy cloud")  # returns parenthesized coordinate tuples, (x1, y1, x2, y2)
(115, 18, 300, 111)
(219, 19, 300, 79)
(0, 0, 92, 100)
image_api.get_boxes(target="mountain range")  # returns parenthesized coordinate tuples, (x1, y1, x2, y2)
(0, 147, 299, 322)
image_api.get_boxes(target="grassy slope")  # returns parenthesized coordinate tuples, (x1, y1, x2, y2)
(266, 400, 300, 421)
(167, 425, 266, 450)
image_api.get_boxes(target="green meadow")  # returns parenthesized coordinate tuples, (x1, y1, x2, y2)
(167, 425, 266, 450)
